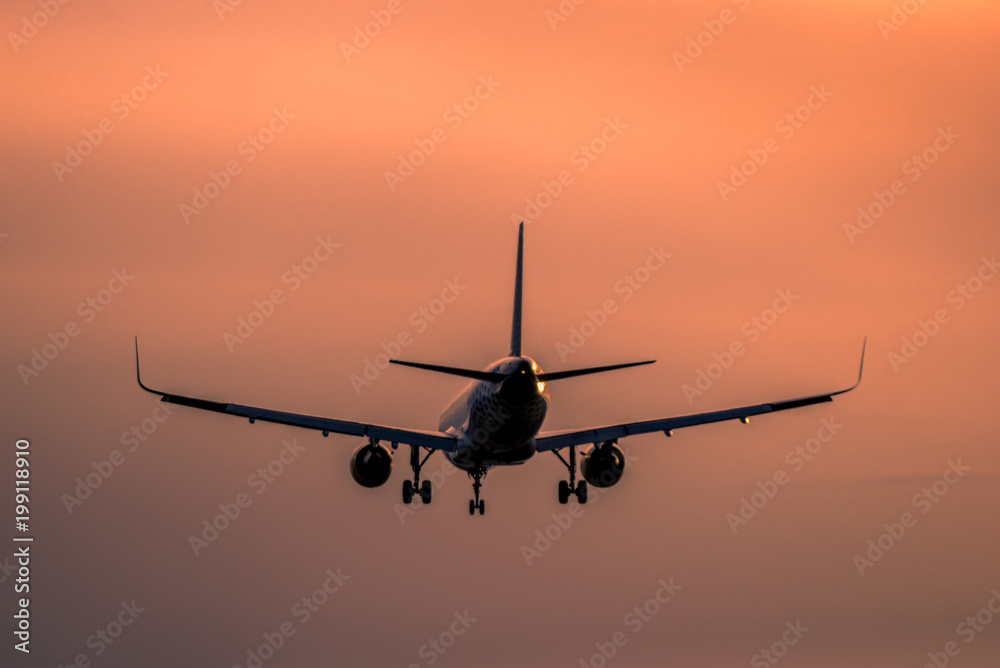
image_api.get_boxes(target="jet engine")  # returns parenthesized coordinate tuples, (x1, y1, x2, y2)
(580, 441, 626, 488)
(350, 441, 393, 488)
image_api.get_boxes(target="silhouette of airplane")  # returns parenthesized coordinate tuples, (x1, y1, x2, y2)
(136, 223, 864, 515)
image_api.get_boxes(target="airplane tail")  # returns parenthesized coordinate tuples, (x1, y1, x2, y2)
(389, 222, 656, 383)
(510, 221, 523, 357)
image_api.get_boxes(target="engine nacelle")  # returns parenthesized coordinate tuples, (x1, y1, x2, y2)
(350, 442, 393, 488)
(580, 442, 626, 488)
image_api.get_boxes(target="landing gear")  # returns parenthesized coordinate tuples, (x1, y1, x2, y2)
(468, 467, 486, 515)
(402, 445, 434, 504)
(553, 445, 588, 504)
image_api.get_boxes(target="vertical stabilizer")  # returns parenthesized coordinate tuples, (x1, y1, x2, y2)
(510, 222, 524, 357)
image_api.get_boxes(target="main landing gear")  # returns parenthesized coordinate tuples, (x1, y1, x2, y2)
(468, 467, 486, 515)
(402, 445, 433, 505)
(554, 445, 588, 504)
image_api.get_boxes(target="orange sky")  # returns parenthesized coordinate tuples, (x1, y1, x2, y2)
(2, 1, 999, 666)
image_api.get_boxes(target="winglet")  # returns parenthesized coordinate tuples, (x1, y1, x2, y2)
(510, 222, 524, 357)
(134, 336, 164, 397)
(854, 335, 866, 388)
(831, 336, 866, 398)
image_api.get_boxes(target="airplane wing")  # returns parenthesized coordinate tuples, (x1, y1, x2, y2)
(535, 339, 865, 453)
(134, 340, 458, 452)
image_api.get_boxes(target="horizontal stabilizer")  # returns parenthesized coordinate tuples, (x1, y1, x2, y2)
(389, 359, 506, 383)
(537, 360, 655, 382)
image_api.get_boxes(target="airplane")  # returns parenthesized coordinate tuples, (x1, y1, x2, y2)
(135, 222, 865, 516)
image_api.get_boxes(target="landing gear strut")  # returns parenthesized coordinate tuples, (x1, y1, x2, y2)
(402, 445, 433, 504)
(468, 467, 486, 515)
(554, 445, 588, 504)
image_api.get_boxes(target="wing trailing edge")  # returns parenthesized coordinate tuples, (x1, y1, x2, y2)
(134, 338, 458, 451)
(535, 337, 866, 452)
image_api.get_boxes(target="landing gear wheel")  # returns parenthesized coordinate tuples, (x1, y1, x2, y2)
(469, 467, 486, 516)
(406, 445, 435, 506)
(554, 445, 591, 505)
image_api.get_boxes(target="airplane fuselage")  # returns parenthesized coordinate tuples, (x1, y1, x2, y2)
(439, 356, 549, 471)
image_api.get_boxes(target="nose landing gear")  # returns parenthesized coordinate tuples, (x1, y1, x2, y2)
(468, 467, 486, 515)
